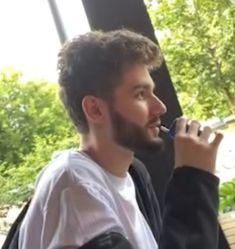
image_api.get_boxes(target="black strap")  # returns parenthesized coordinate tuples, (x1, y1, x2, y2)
(2, 200, 31, 249)
(129, 157, 162, 242)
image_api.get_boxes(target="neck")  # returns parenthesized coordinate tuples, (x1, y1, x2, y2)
(80, 135, 133, 177)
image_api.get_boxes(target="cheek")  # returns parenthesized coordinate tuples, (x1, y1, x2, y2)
(119, 102, 150, 125)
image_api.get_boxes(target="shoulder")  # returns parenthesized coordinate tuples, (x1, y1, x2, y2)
(38, 150, 106, 185)
(34, 150, 110, 209)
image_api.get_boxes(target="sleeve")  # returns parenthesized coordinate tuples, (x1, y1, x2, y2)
(27, 182, 126, 249)
(159, 166, 219, 249)
(44, 183, 127, 249)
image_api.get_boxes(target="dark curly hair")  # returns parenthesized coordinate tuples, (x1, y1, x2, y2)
(57, 29, 162, 134)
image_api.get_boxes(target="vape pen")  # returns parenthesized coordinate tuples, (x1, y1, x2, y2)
(160, 121, 201, 139)
(160, 124, 176, 139)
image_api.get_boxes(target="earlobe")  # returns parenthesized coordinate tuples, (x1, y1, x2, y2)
(82, 96, 105, 124)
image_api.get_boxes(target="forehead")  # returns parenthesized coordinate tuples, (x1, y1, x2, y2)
(118, 64, 155, 90)
(117, 64, 155, 90)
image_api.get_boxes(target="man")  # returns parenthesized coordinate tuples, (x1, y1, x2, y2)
(19, 29, 223, 249)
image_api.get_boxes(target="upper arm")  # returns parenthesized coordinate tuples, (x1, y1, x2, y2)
(20, 180, 126, 249)
(41, 183, 126, 248)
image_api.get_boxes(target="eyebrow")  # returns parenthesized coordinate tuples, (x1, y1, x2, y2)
(132, 82, 156, 92)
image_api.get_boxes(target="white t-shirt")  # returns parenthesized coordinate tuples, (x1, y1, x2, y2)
(19, 150, 158, 249)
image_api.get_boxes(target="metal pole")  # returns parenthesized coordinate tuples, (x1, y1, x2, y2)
(47, 0, 68, 45)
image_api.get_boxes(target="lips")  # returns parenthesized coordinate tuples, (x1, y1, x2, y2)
(147, 121, 161, 129)
(147, 117, 161, 128)
(146, 120, 161, 138)
(147, 125, 160, 137)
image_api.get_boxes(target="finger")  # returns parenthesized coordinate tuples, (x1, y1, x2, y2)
(175, 117, 188, 135)
(211, 131, 224, 148)
(187, 120, 201, 136)
(199, 126, 212, 141)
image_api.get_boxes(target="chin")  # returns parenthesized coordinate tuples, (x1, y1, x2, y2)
(148, 132, 159, 140)
(147, 127, 160, 137)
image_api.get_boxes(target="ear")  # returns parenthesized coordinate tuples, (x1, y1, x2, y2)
(82, 96, 107, 124)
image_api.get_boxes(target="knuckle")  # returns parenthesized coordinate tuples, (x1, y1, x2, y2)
(203, 126, 212, 132)
(190, 120, 200, 126)
(176, 116, 187, 123)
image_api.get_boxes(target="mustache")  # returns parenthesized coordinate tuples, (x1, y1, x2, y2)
(146, 117, 161, 127)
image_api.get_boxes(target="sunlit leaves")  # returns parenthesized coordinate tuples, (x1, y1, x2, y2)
(146, 0, 235, 118)
(220, 179, 235, 212)
(0, 69, 78, 205)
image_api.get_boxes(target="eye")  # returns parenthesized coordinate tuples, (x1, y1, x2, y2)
(135, 90, 146, 100)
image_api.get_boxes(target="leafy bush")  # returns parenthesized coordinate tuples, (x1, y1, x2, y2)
(0, 69, 78, 206)
(146, 0, 235, 119)
(220, 178, 235, 213)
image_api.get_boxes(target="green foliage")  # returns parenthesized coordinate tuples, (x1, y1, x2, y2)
(0, 69, 78, 206)
(146, 0, 235, 119)
(220, 178, 235, 213)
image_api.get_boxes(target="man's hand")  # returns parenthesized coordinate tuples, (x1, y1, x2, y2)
(174, 117, 224, 174)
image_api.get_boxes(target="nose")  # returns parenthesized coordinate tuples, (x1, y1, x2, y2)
(151, 95, 167, 116)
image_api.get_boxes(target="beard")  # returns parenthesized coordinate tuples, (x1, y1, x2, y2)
(109, 107, 164, 154)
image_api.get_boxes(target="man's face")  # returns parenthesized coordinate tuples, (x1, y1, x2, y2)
(108, 64, 167, 153)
